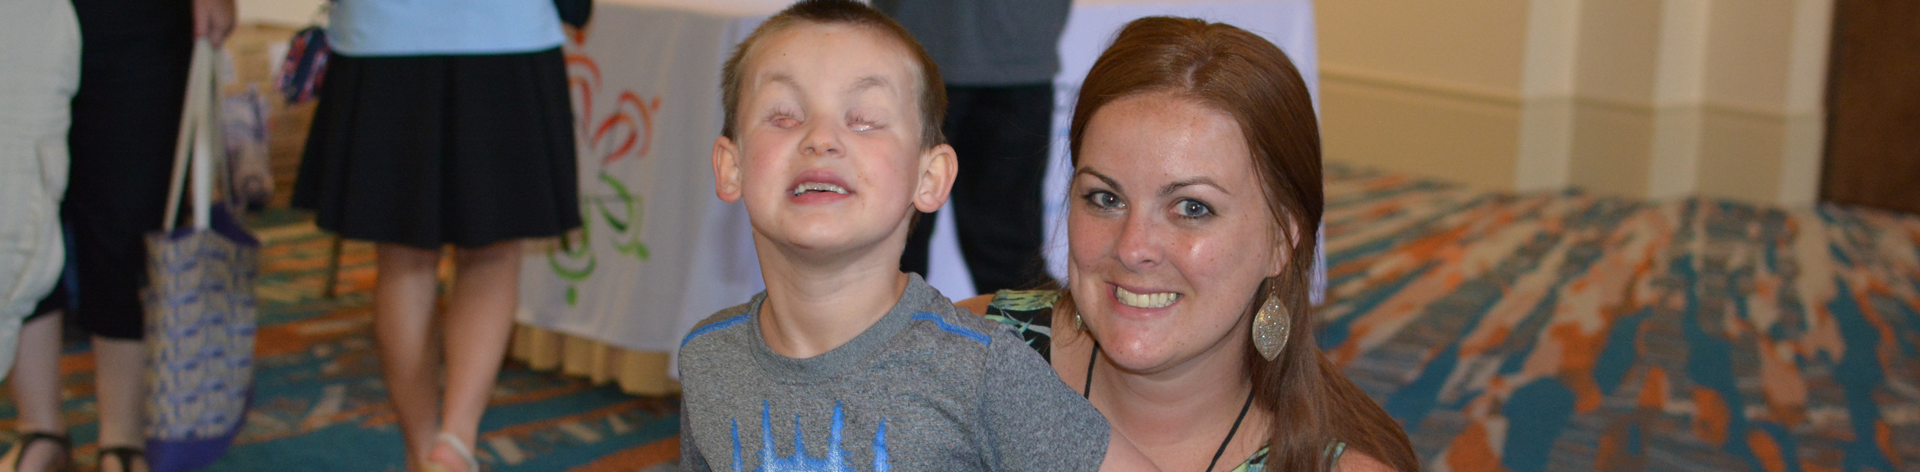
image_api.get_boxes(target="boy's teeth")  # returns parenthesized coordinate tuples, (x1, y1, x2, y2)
(791, 182, 849, 196)
(1114, 286, 1179, 308)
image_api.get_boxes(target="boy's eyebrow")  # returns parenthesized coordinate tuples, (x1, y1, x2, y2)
(763, 72, 802, 92)
(846, 75, 893, 94)
(1073, 168, 1122, 194)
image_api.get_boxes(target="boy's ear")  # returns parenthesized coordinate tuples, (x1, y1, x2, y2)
(912, 143, 958, 213)
(713, 136, 745, 203)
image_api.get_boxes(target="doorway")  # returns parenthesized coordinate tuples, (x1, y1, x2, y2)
(1822, 0, 1920, 215)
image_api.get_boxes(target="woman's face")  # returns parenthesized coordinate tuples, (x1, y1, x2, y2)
(1068, 91, 1289, 376)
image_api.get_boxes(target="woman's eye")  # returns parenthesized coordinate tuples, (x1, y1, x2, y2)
(1083, 190, 1123, 210)
(1174, 199, 1212, 218)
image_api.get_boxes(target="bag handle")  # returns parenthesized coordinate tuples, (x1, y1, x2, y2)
(163, 39, 223, 232)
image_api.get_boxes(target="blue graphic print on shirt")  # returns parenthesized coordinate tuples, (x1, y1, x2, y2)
(730, 401, 890, 472)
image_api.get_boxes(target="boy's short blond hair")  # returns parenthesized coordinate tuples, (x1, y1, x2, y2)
(719, 0, 947, 149)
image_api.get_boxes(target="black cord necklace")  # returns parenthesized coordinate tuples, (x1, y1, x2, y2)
(1084, 341, 1256, 472)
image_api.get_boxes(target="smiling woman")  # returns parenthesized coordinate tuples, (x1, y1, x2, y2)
(961, 16, 1419, 472)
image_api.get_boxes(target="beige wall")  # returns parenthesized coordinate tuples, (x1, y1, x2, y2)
(1319, 0, 1531, 93)
(238, 0, 326, 26)
(1318, 0, 1833, 206)
(1320, 78, 1521, 189)
(1317, 0, 1530, 189)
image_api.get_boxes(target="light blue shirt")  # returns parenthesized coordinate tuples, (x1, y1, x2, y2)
(328, 0, 565, 57)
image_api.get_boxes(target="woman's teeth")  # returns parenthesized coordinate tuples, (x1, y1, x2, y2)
(1115, 286, 1179, 308)
(792, 182, 849, 196)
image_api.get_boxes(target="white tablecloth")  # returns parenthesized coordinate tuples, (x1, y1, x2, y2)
(516, 0, 1320, 357)
(515, 2, 771, 355)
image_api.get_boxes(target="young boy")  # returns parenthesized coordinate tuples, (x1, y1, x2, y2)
(679, 1, 1156, 471)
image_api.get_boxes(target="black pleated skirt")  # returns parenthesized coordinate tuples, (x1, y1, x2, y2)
(293, 47, 581, 249)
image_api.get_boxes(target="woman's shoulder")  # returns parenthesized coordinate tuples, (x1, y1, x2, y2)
(988, 289, 1062, 313)
(1228, 446, 1270, 472)
(964, 290, 1061, 360)
(981, 290, 1059, 329)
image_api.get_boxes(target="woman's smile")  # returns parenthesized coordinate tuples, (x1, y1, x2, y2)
(1113, 285, 1181, 309)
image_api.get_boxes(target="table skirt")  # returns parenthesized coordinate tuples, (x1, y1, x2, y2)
(511, 325, 679, 396)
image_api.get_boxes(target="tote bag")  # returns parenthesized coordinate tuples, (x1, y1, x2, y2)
(142, 39, 261, 472)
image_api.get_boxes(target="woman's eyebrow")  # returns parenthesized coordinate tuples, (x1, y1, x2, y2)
(1162, 177, 1229, 197)
(1073, 167, 1123, 194)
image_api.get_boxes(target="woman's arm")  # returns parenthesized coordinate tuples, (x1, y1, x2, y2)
(193, 0, 235, 46)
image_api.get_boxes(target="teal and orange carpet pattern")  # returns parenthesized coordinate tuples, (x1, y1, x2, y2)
(4, 166, 1917, 471)
(1318, 166, 1920, 472)
(0, 212, 683, 472)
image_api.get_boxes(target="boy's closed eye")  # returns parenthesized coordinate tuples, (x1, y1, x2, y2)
(847, 112, 884, 132)
(765, 107, 803, 129)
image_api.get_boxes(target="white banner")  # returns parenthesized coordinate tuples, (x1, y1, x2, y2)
(518, 5, 768, 354)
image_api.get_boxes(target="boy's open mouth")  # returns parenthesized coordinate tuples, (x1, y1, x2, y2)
(791, 182, 850, 196)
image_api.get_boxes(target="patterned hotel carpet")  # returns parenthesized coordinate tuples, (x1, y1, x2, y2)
(3, 165, 1916, 471)
(1318, 166, 1920, 472)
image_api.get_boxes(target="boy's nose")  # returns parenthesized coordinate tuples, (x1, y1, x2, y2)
(800, 125, 842, 157)
(802, 140, 840, 156)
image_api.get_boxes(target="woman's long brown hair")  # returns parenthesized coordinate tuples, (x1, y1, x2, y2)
(1062, 17, 1420, 472)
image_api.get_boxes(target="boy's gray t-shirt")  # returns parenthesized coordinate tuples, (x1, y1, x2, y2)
(678, 275, 1109, 471)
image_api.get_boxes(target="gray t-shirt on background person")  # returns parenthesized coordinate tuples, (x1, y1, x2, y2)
(871, 0, 1072, 86)
(678, 274, 1109, 471)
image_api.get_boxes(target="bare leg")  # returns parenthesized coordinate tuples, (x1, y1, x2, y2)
(93, 335, 147, 472)
(372, 243, 446, 472)
(2, 314, 67, 472)
(425, 240, 522, 472)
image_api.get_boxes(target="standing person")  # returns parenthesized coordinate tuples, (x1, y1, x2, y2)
(1, 0, 233, 471)
(873, 0, 1071, 294)
(0, 0, 78, 404)
(957, 17, 1421, 472)
(291, 1, 580, 471)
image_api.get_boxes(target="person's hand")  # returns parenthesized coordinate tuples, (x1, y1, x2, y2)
(194, 0, 237, 47)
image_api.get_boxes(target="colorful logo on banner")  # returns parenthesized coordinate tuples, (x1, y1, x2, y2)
(550, 32, 666, 306)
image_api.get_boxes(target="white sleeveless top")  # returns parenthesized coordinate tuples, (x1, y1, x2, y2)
(328, 0, 565, 57)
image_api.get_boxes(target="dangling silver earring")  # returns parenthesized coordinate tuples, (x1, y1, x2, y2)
(1252, 294, 1290, 361)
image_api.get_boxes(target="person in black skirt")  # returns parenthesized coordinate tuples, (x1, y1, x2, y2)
(291, 1, 580, 471)
(2, 0, 232, 471)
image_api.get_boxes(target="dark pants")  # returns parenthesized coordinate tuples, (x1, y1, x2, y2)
(901, 84, 1055, 294)
(30, 0, 193, 339)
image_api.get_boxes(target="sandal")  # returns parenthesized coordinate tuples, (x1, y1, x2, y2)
(95, 446, 143, 472)
(5, 432, 71, 472)
(420, 432, 478, 472)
